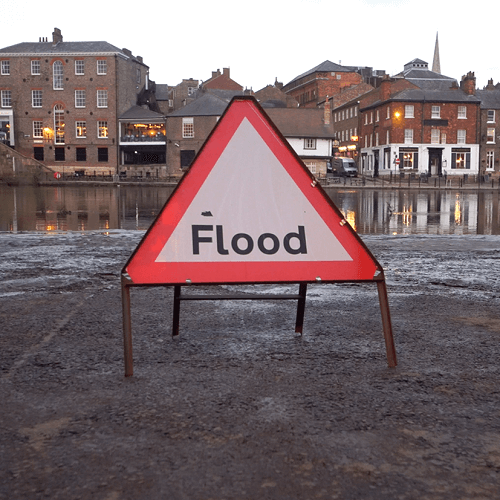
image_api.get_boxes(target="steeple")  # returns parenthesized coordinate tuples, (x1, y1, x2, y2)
(432, 32, 441, 74)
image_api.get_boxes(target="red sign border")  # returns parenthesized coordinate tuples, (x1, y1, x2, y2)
(123, 96, 383, 285)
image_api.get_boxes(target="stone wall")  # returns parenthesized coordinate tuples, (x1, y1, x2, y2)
(0, 143, 54, 184)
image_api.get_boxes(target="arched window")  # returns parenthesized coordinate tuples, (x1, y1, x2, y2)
(53, 61, 63, 90)
(54, 104, 65, 144)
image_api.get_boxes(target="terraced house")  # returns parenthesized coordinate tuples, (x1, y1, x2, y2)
(0, 28, 155, 176)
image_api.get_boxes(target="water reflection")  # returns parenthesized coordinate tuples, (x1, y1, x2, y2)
(327, 189, 500, 235)
(1, 185, 500, 235)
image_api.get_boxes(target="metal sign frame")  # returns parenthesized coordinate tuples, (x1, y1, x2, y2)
(120, 96, 396, 376)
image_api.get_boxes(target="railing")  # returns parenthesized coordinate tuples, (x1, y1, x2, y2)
(120, 135, 166, 143)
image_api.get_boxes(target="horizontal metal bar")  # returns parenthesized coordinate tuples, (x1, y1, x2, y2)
(178, 294, 303, 301)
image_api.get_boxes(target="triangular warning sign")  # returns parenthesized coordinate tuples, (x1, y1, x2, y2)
(124, 97, 382, 285)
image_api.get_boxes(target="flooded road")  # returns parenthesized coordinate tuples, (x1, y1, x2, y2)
(1, 184, 500, 235)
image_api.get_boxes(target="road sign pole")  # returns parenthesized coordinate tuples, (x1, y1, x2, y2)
(376, 277, 397, 367)
(295, 283, 307, 334)
(121, 274, 134, 377)
(172, 285, 181, 337)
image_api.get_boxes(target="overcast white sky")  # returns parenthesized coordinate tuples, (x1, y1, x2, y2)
(3, 0, 498, 91)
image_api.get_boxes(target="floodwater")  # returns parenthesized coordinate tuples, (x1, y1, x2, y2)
(1, 184, 500, 235)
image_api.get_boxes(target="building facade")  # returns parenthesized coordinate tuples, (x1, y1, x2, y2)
(0, 28, 149, 176)
(358, 62, 481, 178)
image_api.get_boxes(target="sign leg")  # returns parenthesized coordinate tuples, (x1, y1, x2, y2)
(172, 285, 181, 337)
(376, 279, 397, 368)
(121, 277, 134, 377)
(295, 283, 307, 334)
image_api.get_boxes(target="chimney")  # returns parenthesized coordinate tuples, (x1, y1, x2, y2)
(223, 68, 230, 78)
(324, 96, 331, 125)
(485, 78, 496, 91)
(460, 71, 476, 96)
(52, 28, 62, 45)
(212, 69, 221, 79)
(274, 77, 283, 90)
(380, 75, 391, 101)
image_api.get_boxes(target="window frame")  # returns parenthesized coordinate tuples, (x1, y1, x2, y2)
(98, 121, 108, 138)
(487, 127, 495, 144)
(97, 89, 108, 108)
(31, 90, 42, 108)
(304, 138, 317, 150)
(1, 90, 12, 108)
(405, 105, 414, 118)
(97, 60, 107, 75)
(76, 121, 87, 138)
(487, 110, 495, 123)
(75, 60, 85, 75)
(31, 60, 41, 75)
(404, 128, 413, 144)
(182, 117, 194, 138)
(458, 106, 467, 119)
(33, 121, 43, 138)
(1, 60, 10, 75)
(431, 129, 440, 144)
(457, 129, 466, 144)
(75, 89, 86, 108)
(431, 106, 441, 119)
(53, 61, 64, 90)
(486, 150, 495, 170)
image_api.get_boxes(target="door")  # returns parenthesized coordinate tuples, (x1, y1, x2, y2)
(428, 151, 442, 176)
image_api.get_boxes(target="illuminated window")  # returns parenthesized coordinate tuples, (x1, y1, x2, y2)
(53, 61, 63, 90)
(54, 104, 65, 144)
(452, 151, 470, 169)
(31, 60, 40, 75)
(98, 121, 108, 138)
(75, 60, 84, 75)
(75, 90, 86, 107)
(32, 90, 42, 107)
(76, 121, 86, 138)
(33, 121, 43, 138)
(487, 128, 495, 143)
(182, 117, 194, 138)
(97, 90, 108, 108)
(97, 60, 107, 75)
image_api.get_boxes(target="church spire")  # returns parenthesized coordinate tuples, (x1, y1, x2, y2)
(432, 32, 441, 74)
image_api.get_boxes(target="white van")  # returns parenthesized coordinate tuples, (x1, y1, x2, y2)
(330, 157, 358, 177)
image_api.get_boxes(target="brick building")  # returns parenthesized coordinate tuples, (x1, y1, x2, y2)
(358, 61, 481, 178)
(0, 28, 150, 176)
(476, 79, 500, 176)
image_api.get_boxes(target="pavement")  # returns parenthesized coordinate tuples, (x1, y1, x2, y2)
(1, 231, 500, 499)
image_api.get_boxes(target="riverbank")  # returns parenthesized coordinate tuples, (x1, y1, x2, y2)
(1, 231, 499, 499)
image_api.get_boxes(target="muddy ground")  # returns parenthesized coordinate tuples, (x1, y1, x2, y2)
(1, 231, 499, 499)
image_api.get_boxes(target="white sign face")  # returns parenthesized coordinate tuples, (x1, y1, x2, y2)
(156, 118, 352, 264)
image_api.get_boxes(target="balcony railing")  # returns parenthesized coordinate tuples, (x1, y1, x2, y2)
(120, 134, 166, 143)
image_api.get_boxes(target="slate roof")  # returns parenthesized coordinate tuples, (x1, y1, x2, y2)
(167, 91, 243, 117)
(476, 89, 500, 109)
(0, 40, 127, 56)
(264, 108, 335, 139)
(393, 59, 457, 90)
(391, 88, 480, 104)
(119, 106, 165, 121)
(286, 60, 352, 87)
(155, 84, 171, 101)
